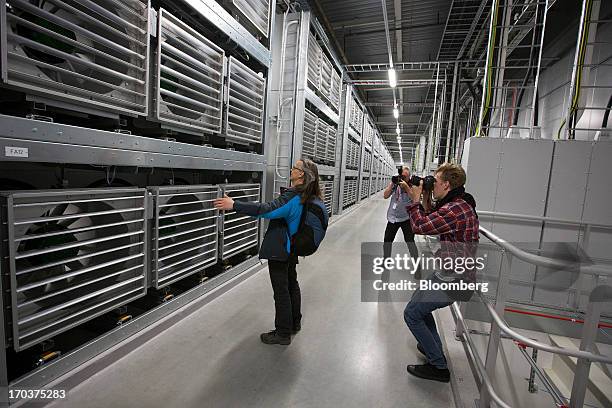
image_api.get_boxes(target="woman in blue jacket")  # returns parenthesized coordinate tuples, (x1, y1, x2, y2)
(214, 159, 322, 345)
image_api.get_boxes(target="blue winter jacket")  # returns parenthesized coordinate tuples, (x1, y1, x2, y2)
(233, 188, 303, 261)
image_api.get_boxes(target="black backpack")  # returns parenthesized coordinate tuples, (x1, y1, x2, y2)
(291, 198, 328, 256)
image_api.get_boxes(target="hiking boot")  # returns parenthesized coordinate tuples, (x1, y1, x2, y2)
(260, 330, 291, 345)
(406, 363, 450, 383)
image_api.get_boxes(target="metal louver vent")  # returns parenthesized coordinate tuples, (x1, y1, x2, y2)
(154, 9, 224, 134)
(229, 0, 270, 38)
(361, 178, 369, 200)
(150, 185, 219, 289)
(219, 184, 260, 260)
(330, 69, 341, 112)
(315, 118, 328, 162)
(342, 178, 357, 208)
(225, 57, 265, 145)
(326, 124, 336, 164)
(320, 178, 333, 215)
(319, 54, 332, 103)
(0, 188, 147, 351)
(302, 108, 317, 159)
(306, 34, 320, 90)
(2, 0, 149, 116)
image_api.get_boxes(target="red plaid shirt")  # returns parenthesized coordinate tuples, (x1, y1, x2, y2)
(406, 197, 479, 243)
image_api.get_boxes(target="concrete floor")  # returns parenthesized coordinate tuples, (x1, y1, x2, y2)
(44, 197, 455, 408)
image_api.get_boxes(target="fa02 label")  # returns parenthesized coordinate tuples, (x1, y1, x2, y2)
(5, 146, 29, 158)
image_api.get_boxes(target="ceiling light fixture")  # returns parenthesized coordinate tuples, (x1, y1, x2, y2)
(388, 68, 397, 88)
(393, 106, 399, 119)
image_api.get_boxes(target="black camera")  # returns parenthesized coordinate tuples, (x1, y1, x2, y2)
(391, 167, 403, 184)
(408, 175, 435, 191)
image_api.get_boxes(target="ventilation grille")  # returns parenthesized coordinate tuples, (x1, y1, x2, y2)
(306, 34, 321, 90)
(315, 118, 328, 161)
(2, 0, 149, 115)
(349, 98, 363, 134)
(363, 149, 371, 173)
(346, 138, 360, 170)
(150, 185, 219, 289)
(225, 57, 265, 145)
(326, 124, 337, 165)
(342, 178, 357, 208)
(361, 178, 370, 200)
(330, 68, 341, 112)
(302, 108, 317, 159)
(154, 9, 224, 134)
(229, 0, 270, 38)
(1, 188, 147, 352)
(219, 184, 260, 260)
(320, 178, 333, 215)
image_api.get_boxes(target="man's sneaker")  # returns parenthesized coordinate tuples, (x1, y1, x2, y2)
(417, 343, 426, 357)
(260, 330, 291, 345)
(406, 363, 450, 383)
(292, 323, 301, 334)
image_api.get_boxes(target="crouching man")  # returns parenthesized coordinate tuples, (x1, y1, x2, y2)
(403, 163, 479, 382)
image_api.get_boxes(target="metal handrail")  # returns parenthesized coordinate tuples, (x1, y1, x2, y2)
(479, 226, 612, 277)
(478, 210, 612, 229)
(451, 303, 512, 408)
(479, 293, 612, 365)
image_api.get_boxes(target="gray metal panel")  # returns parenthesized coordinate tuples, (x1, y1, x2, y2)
(1, 188, 147, 351)
(179, 0, 271, 67)
(0, 114, 266, 171)
(150, 185, 220, 289)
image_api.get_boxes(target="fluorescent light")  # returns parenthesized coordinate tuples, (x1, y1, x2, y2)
(388, 68, 397, 88)
(393, 107, 399, 119)
(396, 125, 400, 135)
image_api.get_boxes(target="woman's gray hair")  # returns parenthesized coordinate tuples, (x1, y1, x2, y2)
(295, 158, 322, 202)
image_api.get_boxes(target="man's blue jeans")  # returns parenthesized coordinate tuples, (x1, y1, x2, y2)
(404, 279, 454, 369)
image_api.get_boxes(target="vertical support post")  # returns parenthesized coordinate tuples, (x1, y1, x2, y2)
(476, 0, 502, 137)
(337, 83, 353, 215)
(446, 62, 459, 162)
(529, 0, 549, 138)
(492, 1, 511, 138)
(528, 348, 538, 393)
(569, 300, 603, 408)
(480, 250, 512, 407)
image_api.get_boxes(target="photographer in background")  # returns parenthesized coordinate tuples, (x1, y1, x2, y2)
(402, 163, 479, 383)
(382, 166, 420, 272)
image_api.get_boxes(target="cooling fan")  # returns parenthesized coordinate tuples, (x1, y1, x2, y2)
(3, 189, 147, 351)
(153, 9, 225, 135)
(2, 0, 149, 115)
(219, 184, 260, 260)
(152, 185, 219, 289)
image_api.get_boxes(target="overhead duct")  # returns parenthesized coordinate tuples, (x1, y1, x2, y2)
(1, 0, 150, 116)
(225, 57, 266, 145)
(150, 185, 219, 289)
(0, 188, 147, 351)
(153, 9, 225, 135)
(218, 183, 260, 260)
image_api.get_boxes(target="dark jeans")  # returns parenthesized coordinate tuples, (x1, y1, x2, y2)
(383, 220, 419, 259)
(268, 256, 301, 337)
(403, 277, 454, 369)
(383, 221, 420, 282)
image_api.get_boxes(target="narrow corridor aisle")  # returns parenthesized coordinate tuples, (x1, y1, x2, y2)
(45, 197, 454, 408)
